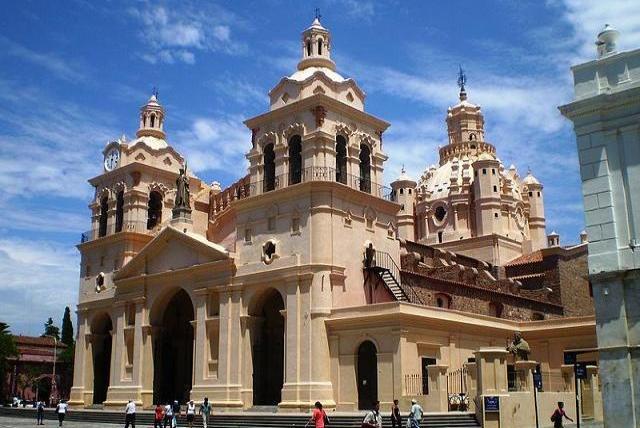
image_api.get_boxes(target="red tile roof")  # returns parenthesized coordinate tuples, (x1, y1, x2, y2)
(505, 250, 544, 266)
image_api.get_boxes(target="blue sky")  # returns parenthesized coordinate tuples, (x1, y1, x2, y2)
(1, 0, 639, 336)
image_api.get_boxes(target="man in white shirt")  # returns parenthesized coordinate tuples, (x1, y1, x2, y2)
(55, 400, 69, 427)
(164, 403, 173, 428)
(408, 399, 424, 428)
(362, 400, 383, 428)
(124, 400, 136, 428)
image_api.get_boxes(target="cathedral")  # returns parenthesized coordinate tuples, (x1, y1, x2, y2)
(70, 18, 598, 414)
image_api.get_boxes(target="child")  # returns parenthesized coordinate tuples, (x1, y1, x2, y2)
(551, 402, 574, 428)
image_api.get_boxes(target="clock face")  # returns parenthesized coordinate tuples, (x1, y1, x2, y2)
(104, 149, 120, 171)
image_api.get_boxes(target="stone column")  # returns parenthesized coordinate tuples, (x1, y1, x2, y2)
(213, 290, 243, 409)
(191, 291, 208, 394)
(69, 311, 88, 407)
(427, 364, 449, 412)
(464, 361, 478, 412)
(105, 304, 125, 407)
(474, 347, 509, 428)
(139, 325, 157, 408)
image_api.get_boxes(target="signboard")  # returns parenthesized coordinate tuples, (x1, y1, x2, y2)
(484, 396, 500, 412)
(564, 352, 577, 365)
(576, 363, 588, 379)
(533, 372, 543, 390)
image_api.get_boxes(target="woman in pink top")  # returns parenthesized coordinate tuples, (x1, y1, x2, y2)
(307, 401, 329, 428)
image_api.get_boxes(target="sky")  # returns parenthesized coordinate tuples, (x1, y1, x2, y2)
(1, 0, 640, 336)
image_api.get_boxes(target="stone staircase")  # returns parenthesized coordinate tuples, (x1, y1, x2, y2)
(0, 407, 480, 427)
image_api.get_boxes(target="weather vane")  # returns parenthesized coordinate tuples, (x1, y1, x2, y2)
(152, 86, 159, 98)
(457, 65, 466, 91)
(315, 7, 322, 20)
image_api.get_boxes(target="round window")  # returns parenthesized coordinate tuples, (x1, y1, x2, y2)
(434, 206, 447, 222)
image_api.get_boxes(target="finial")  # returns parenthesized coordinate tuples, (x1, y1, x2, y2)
(315, 7, 322, 20)
(152, 86, 159, 99)
(457, 65, 467, 101)
(401, 164, 406, 174)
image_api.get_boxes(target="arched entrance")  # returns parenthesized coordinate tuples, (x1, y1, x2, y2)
(153, 289, 194, 404)
(357, 340, 378, 410)
(91, 313, 112, 405)
(251, 289, 285, 406)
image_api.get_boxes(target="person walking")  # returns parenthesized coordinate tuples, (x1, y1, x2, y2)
(199, 397, 211, 428)
(36, 401, 45, 425)
(55, 400, 68, 427)
(172, 400, 180, 428)
(408, 399, 423, 428)
(551, 402, 574, 428)
(124, 399, 136, 428)
(154, 403, 165, 428)
(306, 401, 329, 427)
(362, 400, 382, 428)
(390, 399, 401, 428)
(186, 400, 196, 428)
(163, 402, 173, 428)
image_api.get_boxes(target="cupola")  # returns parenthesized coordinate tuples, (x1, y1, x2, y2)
(136, 92, 166, 139)
(297, 16, 336, 71)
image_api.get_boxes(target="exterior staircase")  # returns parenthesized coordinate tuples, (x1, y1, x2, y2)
(0, 407, 480, 427)
(367, 250, 423, 304)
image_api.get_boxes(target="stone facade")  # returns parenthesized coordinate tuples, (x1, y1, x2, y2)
(69, 18, 601, 418)
(560, 25, 640, 428)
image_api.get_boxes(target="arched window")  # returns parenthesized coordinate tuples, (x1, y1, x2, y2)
(288, 135, 302, 185)
(317, 39, 323, 55)
(435, 293, 451, 309)
(98, 196, 108, 237)
(306, 40, 311, 56)
(469, 133, 475, 141)
(263, 143, 276, 192)
(336, 135, 347, 184)
(147, 191, 163, 230)
(115, 190, 124, 233)
(489, 302, 504, 318)
(150, 114, 155, 128)
(359, 144, 371, 193)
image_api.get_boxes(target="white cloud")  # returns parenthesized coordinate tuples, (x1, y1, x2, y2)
(557, 0, 640, 61)
(0, 237, 79, 336)
(0, 36, 85, 82)
(130, 3, 247, 65)
(174, 115, 250, 180)
(206, 76, 267, 107)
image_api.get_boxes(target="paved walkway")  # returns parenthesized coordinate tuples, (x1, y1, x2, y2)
(0, 417, 105, 428)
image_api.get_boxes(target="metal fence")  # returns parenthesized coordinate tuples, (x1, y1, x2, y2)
(81, 220, 164, 243)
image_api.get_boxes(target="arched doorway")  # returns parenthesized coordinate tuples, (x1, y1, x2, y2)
(251, 289, 285, 406)
(153, 289, 195, 404)
(357, 340, 378, 410)
(91, 313, 112, 405)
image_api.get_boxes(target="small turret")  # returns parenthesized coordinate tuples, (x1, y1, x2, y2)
(473, 153, 501, 236)
(596, 24, 619, 59)
(136, 92, 165, 139)
(523, 171, 546, 250)
(391, 167, 417, 240)
(297, 15, 336, 71)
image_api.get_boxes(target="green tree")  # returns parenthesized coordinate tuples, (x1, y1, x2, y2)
(60, 307, 73, 347)
(0, 322, 18, 400)
(41, 318, 60, 340)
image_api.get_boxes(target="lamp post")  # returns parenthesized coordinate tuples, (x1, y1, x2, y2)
(45, 335, 58, 405)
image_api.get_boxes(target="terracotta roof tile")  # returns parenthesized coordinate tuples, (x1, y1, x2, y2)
(505, 250, 543, 266)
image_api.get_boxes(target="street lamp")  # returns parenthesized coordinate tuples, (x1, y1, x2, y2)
(44, 335, 58, 405)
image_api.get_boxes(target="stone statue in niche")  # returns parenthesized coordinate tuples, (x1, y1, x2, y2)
(507, 331, 531, 361)
(173, 162, 192, 219)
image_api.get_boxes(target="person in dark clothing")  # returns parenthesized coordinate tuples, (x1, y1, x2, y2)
(391, 399, 402, 428)
(36, 401, 45, 425)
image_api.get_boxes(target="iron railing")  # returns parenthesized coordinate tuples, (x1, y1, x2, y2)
(373, 250, 424, 304)
(250, 166, 393, 200)
(404, 373, 428, 396)
(80, 220, 166, 243)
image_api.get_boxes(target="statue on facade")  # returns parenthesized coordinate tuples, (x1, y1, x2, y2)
(364, 243, 375, 268)
(507, 331, 531, 361)
(173, 162, 191, 218)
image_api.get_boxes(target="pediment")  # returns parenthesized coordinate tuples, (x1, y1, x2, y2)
(114, 226, 231, 280)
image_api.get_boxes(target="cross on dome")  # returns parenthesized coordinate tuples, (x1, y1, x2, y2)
(457, 65, 467, 101)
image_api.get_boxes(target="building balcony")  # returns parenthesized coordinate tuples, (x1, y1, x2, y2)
(80, 219, 167, 244)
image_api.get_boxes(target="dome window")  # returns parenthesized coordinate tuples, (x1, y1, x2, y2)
(434, 206, 447, 222)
